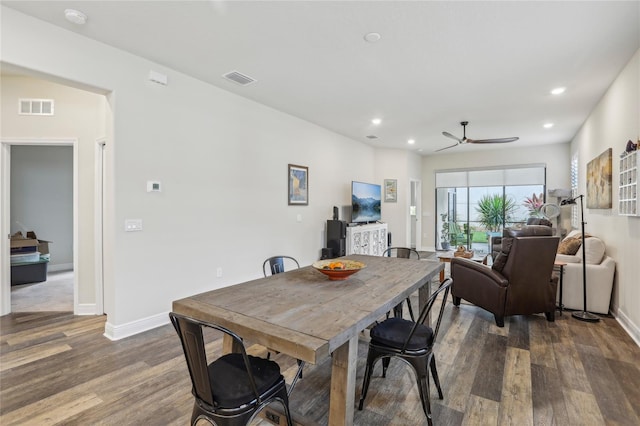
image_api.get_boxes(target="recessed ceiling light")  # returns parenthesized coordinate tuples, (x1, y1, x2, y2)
(64, 9, 87, 25)
(408, 139, 415, 145)
(371, 118, 382, 125)
(551, 87, 566, 95)
(543, 123, 554, 129)
(364, 32, 381, 43)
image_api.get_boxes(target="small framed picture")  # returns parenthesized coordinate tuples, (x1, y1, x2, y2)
(384, 179, 397, 203)
(288, 164, 308, 205)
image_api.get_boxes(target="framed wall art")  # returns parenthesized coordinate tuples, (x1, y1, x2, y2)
(384, 179, 397, 203)
(586, 148, 612, 209)
(288, 164, 308, 205)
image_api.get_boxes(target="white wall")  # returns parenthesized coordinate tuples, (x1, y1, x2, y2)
(1, 6, 378, 336)
(421, 143, 571, 249)
(374, 149, 422, 248)
(570, 49, 639, 342)
(10, 145, 73, 268)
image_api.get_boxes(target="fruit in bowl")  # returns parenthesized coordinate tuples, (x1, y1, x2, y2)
(312, 259, 366, 281)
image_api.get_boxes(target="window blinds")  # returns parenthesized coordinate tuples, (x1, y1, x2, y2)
(435, 165, 545, 188)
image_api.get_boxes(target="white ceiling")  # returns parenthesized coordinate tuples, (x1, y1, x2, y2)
(3, 1, 639, 155)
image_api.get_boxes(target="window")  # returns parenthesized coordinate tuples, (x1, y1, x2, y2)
(435, 165, 546, 252)
(570, 153, 579, 228)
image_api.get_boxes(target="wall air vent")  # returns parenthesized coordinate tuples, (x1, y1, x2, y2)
(19, 99, 54, 116)
(366, 135, 378, 139)
(222, 71, 257, 86)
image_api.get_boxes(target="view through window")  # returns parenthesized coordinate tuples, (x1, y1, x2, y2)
(435, 166, 546, 254)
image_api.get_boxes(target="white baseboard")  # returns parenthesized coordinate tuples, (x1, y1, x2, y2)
(103, 311, 170, 341)
(49, 263, 73, 272)
(613, 307, 640, 348)
(75, 303, 99, 315)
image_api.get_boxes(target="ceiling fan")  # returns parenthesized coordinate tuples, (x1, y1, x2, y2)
(437, 121, 519, 152)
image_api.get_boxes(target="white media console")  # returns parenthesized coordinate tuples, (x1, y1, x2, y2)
(346, 222, 388, 256)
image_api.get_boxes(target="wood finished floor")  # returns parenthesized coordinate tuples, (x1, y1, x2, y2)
(1, 299, 639, 425)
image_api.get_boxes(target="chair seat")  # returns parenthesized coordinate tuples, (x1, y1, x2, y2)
(370, 317, 434, 351)
(210, 353, 283, 408)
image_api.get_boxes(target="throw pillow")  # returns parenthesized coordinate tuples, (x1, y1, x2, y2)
(491, 237, 513, 273)
(558, 237, 581, 255)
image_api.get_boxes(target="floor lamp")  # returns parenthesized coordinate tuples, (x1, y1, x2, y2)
(560, 195, 600, 322)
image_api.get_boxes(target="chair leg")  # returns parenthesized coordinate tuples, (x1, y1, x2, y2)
(429, 356, 443, 400)
(453, 296, 461, 306)
(358, 349, 377, 410)
(406, 298, 415, 321)
(414, 364, 433, 426)
(276, 387, 294, 426)
(382, 357, 390, 378)
(545, 311, 555, 322)
(494, 315, 505, 327)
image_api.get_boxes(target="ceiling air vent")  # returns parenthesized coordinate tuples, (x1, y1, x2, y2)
(222, 71, 256, 86)
(366, 135, 378, 139)
(19, 99, 54, 116)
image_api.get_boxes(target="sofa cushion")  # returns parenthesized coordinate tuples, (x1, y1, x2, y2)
(491, 237, 513, 272)
(558, 236, 582, 255)
(584, 237, 605, 264)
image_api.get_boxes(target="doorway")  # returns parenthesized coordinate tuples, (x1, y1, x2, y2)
(409, 179, 421, 250)
(1, 139, 79, 314)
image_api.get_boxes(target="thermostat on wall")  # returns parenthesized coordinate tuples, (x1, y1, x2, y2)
(147, 181, 161, 192)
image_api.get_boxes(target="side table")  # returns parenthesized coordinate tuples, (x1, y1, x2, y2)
(437, 251, 488, 282)
(554, 261, 567, 315)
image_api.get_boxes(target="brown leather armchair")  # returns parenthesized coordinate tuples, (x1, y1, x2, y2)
(451, 225, 559, 327)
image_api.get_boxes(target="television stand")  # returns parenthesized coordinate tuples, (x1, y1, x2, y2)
(346, 222, 388, 256)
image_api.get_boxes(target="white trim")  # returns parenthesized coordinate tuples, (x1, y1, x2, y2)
(613, 307, 640, 348)
(0, 138, 78, 316)
(76, 303, 98, 316)
(94, 138, 106, 315)
(49, 263, 74, 272)
(103, 312, 170, 341)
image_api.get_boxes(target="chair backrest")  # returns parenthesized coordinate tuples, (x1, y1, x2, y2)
(383, 247, 420, 260)
(402, 278, 452, 352)
(263, 256, 300, 277)
(169, 313, 262, 407)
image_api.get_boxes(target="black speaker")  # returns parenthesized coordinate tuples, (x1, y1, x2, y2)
(327, 220, 347, 257)
(327, 239, 345, 258)
(321, 247, 333, 259)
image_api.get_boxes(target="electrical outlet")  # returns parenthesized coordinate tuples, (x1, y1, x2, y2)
(265, 411, 280, 424)
(216, 267, 223, 278)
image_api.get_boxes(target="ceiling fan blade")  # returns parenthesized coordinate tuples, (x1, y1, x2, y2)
(435, 142, 459, 152)
(467, 137, 519, 144)
(442, 131, 463, 143)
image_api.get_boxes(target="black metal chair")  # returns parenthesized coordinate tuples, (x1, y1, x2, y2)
(262, 255, 300, 277)
(170, 313, 294, 426)
(262, 255, 305, 381)
(358, 278, 452, 426)
(382, 247, 421, 321)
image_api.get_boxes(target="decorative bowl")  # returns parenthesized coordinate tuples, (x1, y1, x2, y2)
(312, 259, 366, 281)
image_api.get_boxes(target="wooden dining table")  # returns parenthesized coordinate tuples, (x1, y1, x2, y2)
(172, 254, 443, 426)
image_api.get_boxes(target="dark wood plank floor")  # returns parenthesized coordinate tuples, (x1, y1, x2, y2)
(2, 299, 639, 425)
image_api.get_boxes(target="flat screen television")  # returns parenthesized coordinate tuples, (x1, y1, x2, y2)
(351, 181, 381, 223)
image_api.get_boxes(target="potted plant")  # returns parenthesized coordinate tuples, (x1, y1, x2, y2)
(440, 213, 451, 250)
(523, 192, 544, 217)
(476, 194, 517, 232)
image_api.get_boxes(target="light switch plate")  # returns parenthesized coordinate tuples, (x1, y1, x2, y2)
(125, 219, 143, 232)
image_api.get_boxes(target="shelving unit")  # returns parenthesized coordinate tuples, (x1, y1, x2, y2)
(619, 150, 638, 216)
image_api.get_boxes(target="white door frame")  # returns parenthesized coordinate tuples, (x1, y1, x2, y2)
(94, 138, 106, 314)
(0, 138, 79, 315)
(408, 179, 422, 251)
